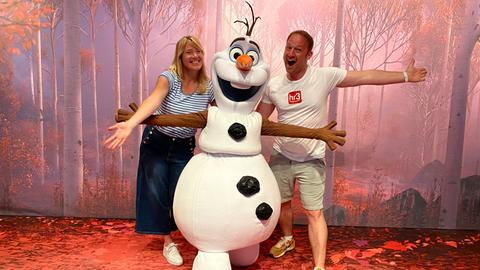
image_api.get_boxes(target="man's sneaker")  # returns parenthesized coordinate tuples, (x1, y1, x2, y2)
(313, 267, 325, 270)
(269, 236, 295, 258)
(163, 242, 183, 266)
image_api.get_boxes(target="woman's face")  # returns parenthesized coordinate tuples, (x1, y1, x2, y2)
(181, 42, 204, 72)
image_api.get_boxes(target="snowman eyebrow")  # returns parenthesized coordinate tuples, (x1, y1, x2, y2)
(249, 40, 260, 52)
(229, 38, 261, 53)
(230, 37, 246, 46)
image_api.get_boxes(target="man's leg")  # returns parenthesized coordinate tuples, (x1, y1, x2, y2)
(278, 201, 294, 236)
(295, 158, 327, 269)
(268, 150, 295, 258)
(305, 209, 327, 268)
(270, 201, 296, 258)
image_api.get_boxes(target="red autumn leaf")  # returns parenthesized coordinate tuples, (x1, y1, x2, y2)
(382, 241, 407, 251)
(344, 249, 360, 260)
(405, 243, 417, 250)
(444, 241, 457, 248)
(375, 258, 389, 265)
(330, 252, 345, 264)
(358, 259, 370, 266)
(329, 265, 348, 270)
(361, 248, 384, 258)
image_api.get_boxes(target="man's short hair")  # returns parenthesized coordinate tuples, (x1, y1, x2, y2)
(287, 30, 314, 52)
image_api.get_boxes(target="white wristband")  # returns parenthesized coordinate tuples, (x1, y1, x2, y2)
(403, 71, 408, 82)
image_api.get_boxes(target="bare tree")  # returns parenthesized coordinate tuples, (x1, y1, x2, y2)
(34, 2, 46, 186)
(102, 0, 125, 193)
(140, 0, 201, 97)
(44, 0, 63, 183)
(440, 0, 480, 229)
(119, 0, 143, 160)
(374, 1, 418, 139)
(404, 12, 452, 170)
(63, 0, 84, 216)
(343, 0, 418, 169)
(325, 0, 345, 210)
(82, 0, 102, 176)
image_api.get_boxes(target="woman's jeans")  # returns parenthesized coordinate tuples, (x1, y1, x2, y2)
(135, 126, 195, 235)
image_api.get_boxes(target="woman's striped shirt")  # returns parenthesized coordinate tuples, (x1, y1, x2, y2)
(154, 70, 214, 138)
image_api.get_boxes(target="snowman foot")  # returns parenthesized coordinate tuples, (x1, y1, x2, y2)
(229, 243, 259, 266)
(192, 250, 231, 270)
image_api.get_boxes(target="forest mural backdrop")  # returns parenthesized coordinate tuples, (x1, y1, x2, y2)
(0, 0, 479, 230)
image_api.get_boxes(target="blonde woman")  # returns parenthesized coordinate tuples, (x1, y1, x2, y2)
(105, 36, 214, 266)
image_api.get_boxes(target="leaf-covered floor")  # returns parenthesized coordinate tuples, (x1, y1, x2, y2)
(1, 216, 479, 269)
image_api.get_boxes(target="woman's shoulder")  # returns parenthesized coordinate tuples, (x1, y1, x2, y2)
(159, 69, 180, 82)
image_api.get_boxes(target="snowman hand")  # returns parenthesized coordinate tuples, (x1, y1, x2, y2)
(115, 103, 138, 123)
(317, 121, 346, 151)
(261, 118, 346, 151)
(115, 108, 134, 122)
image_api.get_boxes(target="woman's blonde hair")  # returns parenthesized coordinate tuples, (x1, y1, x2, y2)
(169, 35, 209, 94)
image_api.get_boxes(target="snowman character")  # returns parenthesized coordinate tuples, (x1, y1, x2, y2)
(114, 3, 345, 269)
(173, 17, 279, 270)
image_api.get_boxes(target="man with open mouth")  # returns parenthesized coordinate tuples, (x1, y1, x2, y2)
(257, 29, 428, 270)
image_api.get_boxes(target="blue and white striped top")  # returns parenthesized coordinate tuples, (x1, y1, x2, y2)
(154, 70, 214, 138)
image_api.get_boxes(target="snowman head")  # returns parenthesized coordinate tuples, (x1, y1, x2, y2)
(211, 2, 269, 114)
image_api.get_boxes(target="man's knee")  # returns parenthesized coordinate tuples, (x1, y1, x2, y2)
(305, 209, 324, 221)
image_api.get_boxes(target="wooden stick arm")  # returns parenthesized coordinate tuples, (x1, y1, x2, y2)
(115, 103, 345, 150)
(261, 118, 346, 151)
(115, 103, 207, 128)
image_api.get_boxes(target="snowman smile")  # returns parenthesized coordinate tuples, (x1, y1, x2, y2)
(217, 76, 261, 102)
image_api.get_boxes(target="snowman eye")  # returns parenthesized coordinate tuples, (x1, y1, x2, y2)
(246, 50, 259, 65)
(229, 47, 244, 62)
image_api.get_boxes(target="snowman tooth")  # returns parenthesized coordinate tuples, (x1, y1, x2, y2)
(230, 82, 250, 89)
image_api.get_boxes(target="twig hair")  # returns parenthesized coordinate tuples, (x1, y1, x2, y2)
(234, 1, 261, 36)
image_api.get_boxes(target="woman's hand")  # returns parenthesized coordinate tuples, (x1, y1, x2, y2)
(104, 121, 134, 149)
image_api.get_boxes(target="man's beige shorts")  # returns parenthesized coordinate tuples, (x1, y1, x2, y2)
(269, 149, 326, 211)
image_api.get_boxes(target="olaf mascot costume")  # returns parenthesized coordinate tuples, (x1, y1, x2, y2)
(175, 7, 278, 270)
(114, 2, 346, 269)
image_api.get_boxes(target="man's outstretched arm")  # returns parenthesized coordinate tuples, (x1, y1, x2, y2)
(337, 59, 427, 88)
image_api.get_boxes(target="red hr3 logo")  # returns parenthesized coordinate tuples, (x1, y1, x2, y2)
(288, 90, 302, 104)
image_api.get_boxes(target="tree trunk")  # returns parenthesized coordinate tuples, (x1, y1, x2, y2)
(440, 0, 480, 229)
(325, 0, 344, 210)
(63, 0, 84, 216)
(89, 6, 100, 176)
(36, 20, 45, 186)
(49, 19, 60, 183)
(435, 0, 454, 163)
(376, 42, 389, 142)
(113, 0, 124, 189)
(29, 51, 35, 104)
(121, 0, 143, 194)
(129, 1, 143, 196)
(352, 85, 362, 171)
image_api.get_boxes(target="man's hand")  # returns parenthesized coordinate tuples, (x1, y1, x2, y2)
(406, 59, 427, 82)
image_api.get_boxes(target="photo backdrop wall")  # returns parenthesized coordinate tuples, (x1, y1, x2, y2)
(1, 0, 479, 229)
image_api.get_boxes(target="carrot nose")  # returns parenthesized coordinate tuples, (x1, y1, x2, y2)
(236, 54, 252, 71)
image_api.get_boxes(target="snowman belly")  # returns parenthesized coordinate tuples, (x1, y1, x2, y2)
(173, 152, 281, 252)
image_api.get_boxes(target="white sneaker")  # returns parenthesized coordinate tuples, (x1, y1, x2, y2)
(163, 242, 183, 266)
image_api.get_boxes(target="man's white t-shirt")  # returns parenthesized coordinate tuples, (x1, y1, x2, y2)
(262, 65, 347, 162)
